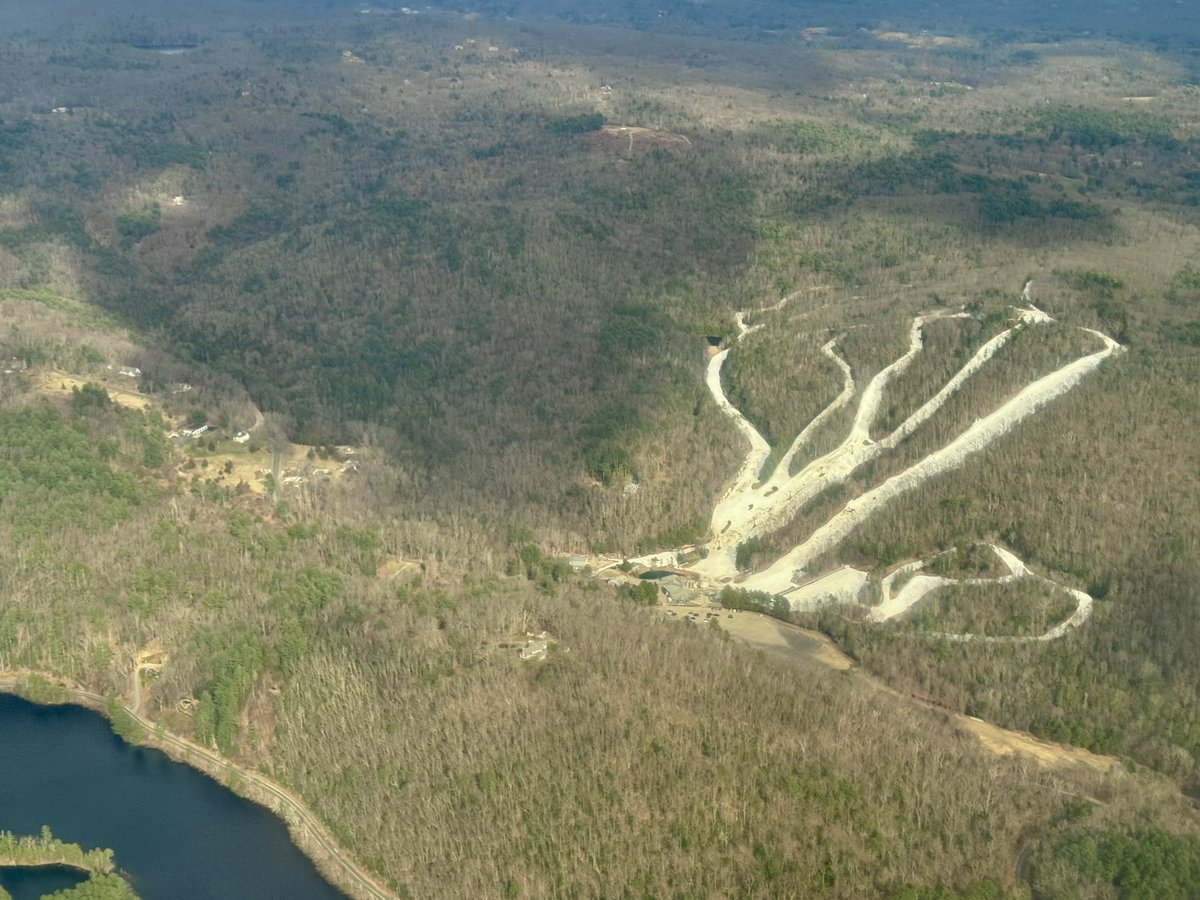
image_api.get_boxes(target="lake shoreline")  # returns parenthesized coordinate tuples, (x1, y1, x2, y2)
(0, 671, 394, 900)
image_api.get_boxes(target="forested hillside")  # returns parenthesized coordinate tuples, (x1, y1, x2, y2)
(4, 0, 1200, 896)
(0, 346, 1196, 897)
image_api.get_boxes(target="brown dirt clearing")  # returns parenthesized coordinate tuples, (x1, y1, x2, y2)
(377, 558, 421, 580)
(712, 608, 853, 670)
(959, 716, 1117, 774)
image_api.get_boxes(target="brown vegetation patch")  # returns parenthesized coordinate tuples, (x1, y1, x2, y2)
(959, 716, 1117, 774)
(376, 558, 421, 581)
(587, 124, 693, 155)
(239, 671, 283, 767)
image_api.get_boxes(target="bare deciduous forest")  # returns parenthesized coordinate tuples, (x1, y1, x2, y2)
(4, 0, 1200, 896)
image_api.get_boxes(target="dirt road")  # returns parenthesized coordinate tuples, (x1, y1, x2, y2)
(867, 544, 1094, 642)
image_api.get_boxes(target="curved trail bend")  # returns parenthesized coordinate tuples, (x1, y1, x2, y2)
(869, 544, 1093, 642)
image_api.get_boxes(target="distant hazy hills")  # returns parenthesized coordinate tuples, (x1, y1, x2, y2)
(415, 0, 1200, 45)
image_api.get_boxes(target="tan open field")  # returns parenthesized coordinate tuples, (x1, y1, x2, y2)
(38, 370, 152, 411)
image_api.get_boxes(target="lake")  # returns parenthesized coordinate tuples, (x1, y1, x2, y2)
(0, 865, 86, 900)
(0, 695, 348, 900)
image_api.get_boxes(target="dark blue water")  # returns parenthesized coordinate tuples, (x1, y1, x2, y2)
(0, 864, 86, 900)
(0, 695, 348, 900)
